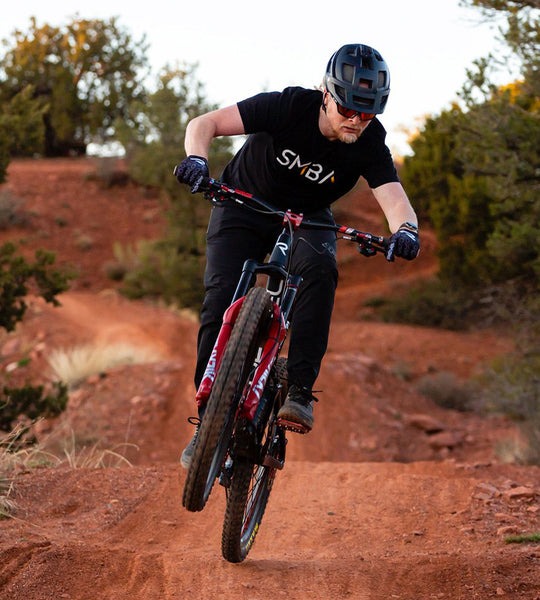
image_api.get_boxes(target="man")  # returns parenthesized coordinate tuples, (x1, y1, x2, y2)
(175, 43, 420, 468)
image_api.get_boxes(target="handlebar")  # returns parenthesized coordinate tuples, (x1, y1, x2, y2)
(174, 171, 389, 255)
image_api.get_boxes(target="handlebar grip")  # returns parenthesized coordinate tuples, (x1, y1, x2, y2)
(379, 237, 390, 250)
(197, 176, 212, 190)
(173, 165, 213, 193)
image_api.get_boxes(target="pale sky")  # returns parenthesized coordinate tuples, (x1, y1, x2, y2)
(0, 0, 506, 156)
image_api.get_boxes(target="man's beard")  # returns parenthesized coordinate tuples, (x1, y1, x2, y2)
(339, 131, 360, 144)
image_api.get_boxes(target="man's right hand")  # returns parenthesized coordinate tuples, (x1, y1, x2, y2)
(174, 155, 209, 193)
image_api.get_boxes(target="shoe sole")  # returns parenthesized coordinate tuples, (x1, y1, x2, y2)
(277, 417, 311, 434)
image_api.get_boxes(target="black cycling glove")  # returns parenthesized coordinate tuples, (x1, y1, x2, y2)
(174, 155, 209, 193)
(386, 223, 420, 262)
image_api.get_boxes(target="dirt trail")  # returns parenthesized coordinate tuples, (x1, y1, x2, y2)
(1, 160, 539, 599)
(2, 460, 539, 599)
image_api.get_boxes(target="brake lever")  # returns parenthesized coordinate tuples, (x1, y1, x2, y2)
(357, 244, 377, 257)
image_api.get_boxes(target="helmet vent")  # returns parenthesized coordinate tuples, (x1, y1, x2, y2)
(353, 95, 373, 109)
(342, 64, 354, 83)
(378, 71, 387, 87)
(335, 85, 346, 103)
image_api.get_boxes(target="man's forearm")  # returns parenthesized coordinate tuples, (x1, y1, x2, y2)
(372, 182, 418, 233)
(184, 115, 217, 158)
(184, 105, 246, 158)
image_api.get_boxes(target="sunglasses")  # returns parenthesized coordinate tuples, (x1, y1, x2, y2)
(328, 92, 375, 121)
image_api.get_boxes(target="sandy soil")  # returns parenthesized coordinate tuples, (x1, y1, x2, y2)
(0, 159, 538, 600)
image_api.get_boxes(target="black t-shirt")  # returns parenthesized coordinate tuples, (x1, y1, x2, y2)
(221, 86, 399, 213)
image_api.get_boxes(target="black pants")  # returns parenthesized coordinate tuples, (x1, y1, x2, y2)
(195, 203, 338, 394)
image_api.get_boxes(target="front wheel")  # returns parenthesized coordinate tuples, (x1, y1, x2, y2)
(182, 287, 273, 512)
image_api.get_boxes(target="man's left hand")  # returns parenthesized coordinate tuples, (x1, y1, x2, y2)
(386, 225, 420, 262)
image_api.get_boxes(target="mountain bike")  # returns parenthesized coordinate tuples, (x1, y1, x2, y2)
(175, 174, 388, 562)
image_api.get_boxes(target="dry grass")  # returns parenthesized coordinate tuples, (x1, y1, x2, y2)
(0, 422, 136, 518)
(495, 434, 536, 465)
(103, 241, 140, 282)
(0, 424, 58, 467)
(47, 342, 163, 387)
(0, 424, 58, 518)
(59, 429, 136, 469)
(0, 478, 16, 518)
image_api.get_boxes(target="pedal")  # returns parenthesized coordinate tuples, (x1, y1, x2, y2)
(219, 458, 233, 488)
(277, 417, 310, 434)
(262, 454, 285, 470)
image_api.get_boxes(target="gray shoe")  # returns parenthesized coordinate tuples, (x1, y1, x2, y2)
(181, 418, 200, 469)
(277, 385, 315, 433)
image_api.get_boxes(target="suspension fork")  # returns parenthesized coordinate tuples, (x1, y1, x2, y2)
(239, 302, 286, 422)
(238, 269, 301, 426)
(231, 259, 259, 304)
(195, 297, 246, 406)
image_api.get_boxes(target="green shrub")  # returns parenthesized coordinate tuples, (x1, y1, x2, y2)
(120, 238, 205, 309)
(114, 65, 233, 312)
(377, 276, 539, 333)
(0, 18, 147, 157)
(0, 241, 76, 331)
(378, 278, 477, 330)
(0, 134, 8, 183)
(0, 382, 69, 433)
(479, 354, 540, 415)
(0, 192, 28, 229)
(477, 352, 540, 464)
(505, 533, 540, 544)
(86, 157, 131, 188)
(103, 260, 128, 282)
(0, 84, 46, 159)
(416, 371, 478, 412)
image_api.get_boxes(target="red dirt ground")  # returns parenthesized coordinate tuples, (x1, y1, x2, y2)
(0, 159, 538, 600)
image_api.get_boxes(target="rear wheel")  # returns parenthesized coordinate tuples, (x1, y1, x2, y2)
(182, 287, 273, 512)
(221, 358, 288, 563)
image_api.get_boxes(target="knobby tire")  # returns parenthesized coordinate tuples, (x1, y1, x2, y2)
(221, 357, 288, 563)
(182, 287, 273, 512)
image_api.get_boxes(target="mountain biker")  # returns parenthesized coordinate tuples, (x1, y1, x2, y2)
(176, 43, 420, 468)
